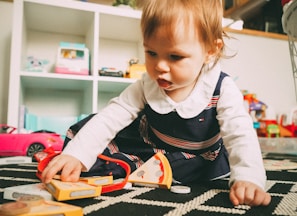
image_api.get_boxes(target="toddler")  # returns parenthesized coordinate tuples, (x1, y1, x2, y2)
(42, 0, 271, 206)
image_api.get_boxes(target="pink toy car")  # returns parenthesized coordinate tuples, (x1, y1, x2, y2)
(0, 124, 64, 157)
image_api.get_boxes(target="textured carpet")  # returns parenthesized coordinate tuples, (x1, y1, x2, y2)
(0, 162, 297, 216)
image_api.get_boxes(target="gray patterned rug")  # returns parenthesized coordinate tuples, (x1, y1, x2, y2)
(0, 162, 297, 216)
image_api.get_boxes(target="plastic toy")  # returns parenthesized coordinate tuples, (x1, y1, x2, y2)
(25, 56, 49, 72)
(243, 92, 267, 121)
(112, 0, 136, 8)
(0, 124, 63, 157)
(242, 91, 292, 137)
(267, 124, 280, 137)
(125, 58, 146, 79)
(55, 42, 89, 75)
(36, 149, 131, 194)
(280, 106, 297, 137)
(99, 67, 124, 77)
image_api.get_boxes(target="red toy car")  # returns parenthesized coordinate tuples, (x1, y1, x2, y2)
(0, 124, 64, 157)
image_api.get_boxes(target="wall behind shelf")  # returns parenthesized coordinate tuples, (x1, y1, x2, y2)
(0, 1, 295, 125)
(0, 1, 13, 124)
(221, 30, 295, 117)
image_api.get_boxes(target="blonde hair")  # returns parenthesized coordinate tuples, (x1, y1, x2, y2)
(139, 0, 229, 64)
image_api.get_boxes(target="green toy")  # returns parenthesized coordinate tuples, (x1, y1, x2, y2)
(112, 0, 136, 8)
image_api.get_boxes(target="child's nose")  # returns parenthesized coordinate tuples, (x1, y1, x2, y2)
(155, 59, 170, 73)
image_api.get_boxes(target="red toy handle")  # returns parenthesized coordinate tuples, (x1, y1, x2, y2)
(97, 154, 131, 194)
(35, 148, 131, 194)
(35, 148, 61, 180)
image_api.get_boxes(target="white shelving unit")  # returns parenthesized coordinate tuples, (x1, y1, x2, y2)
(7, 0, 143, 132)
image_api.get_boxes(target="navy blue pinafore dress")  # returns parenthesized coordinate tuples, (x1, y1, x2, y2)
(65, 72, 230, 184)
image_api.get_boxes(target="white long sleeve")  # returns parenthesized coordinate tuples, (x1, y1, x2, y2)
(217, 77, 266, 189)
(62, 79, 146, 170)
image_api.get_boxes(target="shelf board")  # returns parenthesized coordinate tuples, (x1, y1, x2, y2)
(19, 71, 137, 92)
(20, 71, 93, 90)
(24, 1, 95, 36)
(98, 76, 136, 92)
(21, 71, 93, 79)
(98, 75, 136, 83)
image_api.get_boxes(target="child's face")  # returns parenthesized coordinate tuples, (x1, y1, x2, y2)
(143, 19, 211, 98)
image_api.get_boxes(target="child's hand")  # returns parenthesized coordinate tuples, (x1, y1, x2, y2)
(41, 154, 83, 184)
(229, 181, 271, 206)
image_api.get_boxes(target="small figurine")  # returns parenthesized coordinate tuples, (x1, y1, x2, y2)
(125, 58, 146, 79)
(112, 0, 136, 9)
(25, 56, 49, 73)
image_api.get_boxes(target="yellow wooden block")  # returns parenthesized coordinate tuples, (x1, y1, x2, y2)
(79, 175, 113, 186)
(0, 195, 83, 216)
(45, 179, 101, 201)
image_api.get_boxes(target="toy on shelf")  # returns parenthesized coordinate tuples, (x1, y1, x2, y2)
(279, 106, 297, 137)
(243, 91, 267, 130)
(242, 91, 292, 137)
(112, 0, 137, 9)
(266, 124, 280, 138)
(25, 56, 49, 73)
(98, 67, 124, 77)
(55, 42, 90, 75)
(125, 58, 146, 79)
(243, 91, 267, 120)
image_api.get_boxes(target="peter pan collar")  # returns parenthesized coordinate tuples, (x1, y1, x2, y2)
(143, 63, 222, 118)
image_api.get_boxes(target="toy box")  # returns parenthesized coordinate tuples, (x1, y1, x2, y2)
(0, 195, 83, 216)
(55, 42, 90, 75)
(4, 183, 53, 201)
(45, 179, 102, 201)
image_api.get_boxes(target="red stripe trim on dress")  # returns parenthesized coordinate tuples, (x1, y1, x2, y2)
(150, 126, 221, 150)
(107, 141, 119, 154)
(206, 95, 219, 109)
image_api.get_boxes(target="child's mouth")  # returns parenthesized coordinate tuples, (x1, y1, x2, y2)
(157, 79, 172, 89)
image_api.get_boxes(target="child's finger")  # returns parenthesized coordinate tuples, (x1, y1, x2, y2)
(262, 193, 271, 206)
(229, 190, 239, 206)
(41, 156, 65, 183)
(229, 185, 245, 206)
(60, 162, 81, 182)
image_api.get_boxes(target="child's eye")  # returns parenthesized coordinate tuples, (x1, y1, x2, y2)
(170, 55, 183, 61)
(146, 51, 157, 57)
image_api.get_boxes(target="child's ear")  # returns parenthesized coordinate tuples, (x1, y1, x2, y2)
(205, 39, 223, 63)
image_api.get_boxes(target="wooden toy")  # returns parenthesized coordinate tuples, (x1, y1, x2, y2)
(128, 152, 172, 189)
